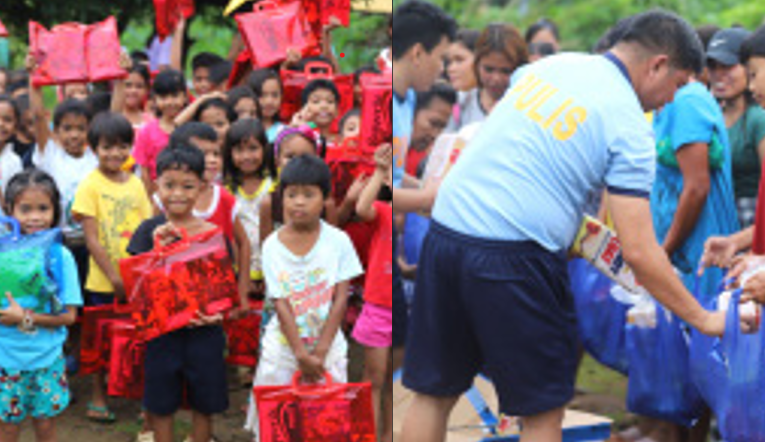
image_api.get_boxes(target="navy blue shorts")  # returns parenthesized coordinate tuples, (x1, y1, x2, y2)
(403, 222, 578, 416)
(143, 325, 229, 416)
(392, 225, 408, 348)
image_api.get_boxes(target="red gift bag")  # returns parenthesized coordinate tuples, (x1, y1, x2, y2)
(223, 300, 263, 367)
(327, 137, 375, 203)
(280, 62, 354, 132)
(253, 373, 376, 442)
(80, 305, 132, 376)
(0, 20, 8, 38)
(119, 227, 239, 342)
(236, 1, 320, 69)
(154, 0, 196, 40)
(29, 17, 127, 87)
(359, 72, 393, 155)
(107, 323, 145, 399)
(288, 0, 350, 35)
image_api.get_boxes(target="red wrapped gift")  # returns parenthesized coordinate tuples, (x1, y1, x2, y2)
(119, 227, 239, 342)
(253, 373, 376, 442)
(236, 1, 320, 69)
(223, 300, 263, 367)
(80, 305, 131, 376)
(359, 72, 393, 155)
(153, 0, 196, 40)
(107, 323, 145, 399)
(280, 62, 354, 132)
(29, 17, 127, 87)
(327, 137, 374, 203)
(0, 20, 8, 38)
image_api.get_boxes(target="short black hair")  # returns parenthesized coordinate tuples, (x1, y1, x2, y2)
(192, 52, 225, 72)
(85, 91, 112, 120)
(392, 0, 457, 61)
(5, 169, 62, 227)
(616, 9, 704, 73)
(227, 86, 257, 109)
(209, 61, 233, 86)
(301, 79, 340, 106)
(153, 69, 187, 96)
(53, 99, 90, 128)
(415, 83, 457, 114)
(88, 112, 134, 150)
(339, 109, 361, 134)
(279, 154, 332, 199)
(223, 119, 275, 188)
(593, 16, 636, 54)
(525, 18, 560, 44)
(169, 122, 218, 149)
(156, 144, 206, 180)
(194, 98, 236, 124)
(0, 94, 20, 125)
(741, 25, 765, 65)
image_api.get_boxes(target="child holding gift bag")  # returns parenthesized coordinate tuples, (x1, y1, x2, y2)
(245, 154, 363, 439)
(0, 169, 83, 442)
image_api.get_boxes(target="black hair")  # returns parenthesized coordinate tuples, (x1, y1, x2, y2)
(6, 80, 28, 97)
(227, 86, 257, 110)
(592, 16, 636, 54)
(192, 52, 225, 72)
(525, 18, 560, 44)
(415, 83, 457, 114)
(392, 0, 457, 60)
(169, 122, 218, 149)
(131, 50, 149, 62)
(455, 28, 481, 52)
(155, 144, 206, 179)
(696, 25, 722, 51)
(209, 61, 233, 86)
(4, 169, 62, 228)
(129, 64, 151, 87)
(223, 119, 275, 189)
(152, 69, 187, 96)
(279, 154, 332, 199)
(88, 112, 134, 150)
(248, 69, 282, 121)
(0, 94, 21, 126)
(193, 98, 236, 124)
(353, 65, 380, 84)
(616, 9, 705, 73)
(741, 25, 765, 65)
(8, 70, 28, 86)
(14, 94, 30, 115)
(301, 79, 341, 106)
(53, 99, 90, 128)
(339, 109, 361, 135)
(85, 91, 112, 120)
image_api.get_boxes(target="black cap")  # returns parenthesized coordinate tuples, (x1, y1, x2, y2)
(707, 28, 751, 66)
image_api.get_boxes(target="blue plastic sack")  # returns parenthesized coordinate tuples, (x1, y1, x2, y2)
(569, 258, 629, 374)
(626, 300, 704, 427)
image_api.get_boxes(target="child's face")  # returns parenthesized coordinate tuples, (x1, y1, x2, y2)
(193, 67, 213, 96)
(259, 78, 282, 121)
(55, 114, 88, 157)
(305, 89, 338, 129)
(341, 115, 361, 140)
(156, 169, 204, 218)
(125, 72, 149, 109)
(199, 106, 231, 145)
(64, 83, 89, 101)
(11, 188, 55, 234)
(95, 138, 132, 176)
(283, 184, 325, 228)
(232, 136, 265, 176)
(234, 97, 258, 121)
(194, 137, 223, 183)
(155, 92, 187, 121)
(748, 57, 765, 108)
(279, 136, 316, 170)
(0, 101, 17, 146)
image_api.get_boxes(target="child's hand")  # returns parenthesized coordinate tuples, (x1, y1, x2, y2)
(297, 352, 325, 382)
(153, 223, 184, 248)
(345, 174, 369, 203)
(25, 53, 38, 74)
(201, 91, 228, 102)
(374, 144, 393, 172)
(323, 16, 343, 33)
(119, 51, 133, 71)
(291, 106, 313, 127)
(285, 48, 302, 67)
(111, 275, 126, 300)
(189, 310, 223, 327)
(0, 293, 24, 326)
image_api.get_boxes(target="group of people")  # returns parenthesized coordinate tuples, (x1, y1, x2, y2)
(0, 6, 393, 442)
(391, 1, 765, 442)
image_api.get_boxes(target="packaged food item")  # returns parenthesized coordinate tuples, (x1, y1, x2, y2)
(571, 215, 640, 292)
(717, 290, 761, 329)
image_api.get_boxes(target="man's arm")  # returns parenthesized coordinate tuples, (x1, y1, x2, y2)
(392, 181, 439, 214)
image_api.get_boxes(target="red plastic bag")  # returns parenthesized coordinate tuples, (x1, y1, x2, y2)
(288, 0, 350, 35)
(29, 17, 127, 87)
(107, 323, 145, 399)
(359, 72, 393, 155)
(236, 1, 320, 69)
(0, 20, 8, 38)
(119, 227, 239, 342)
(80, 305, 131, 376)
(223, 300, 263, 367)
(153, 0, 196, 40)
(280, 62, 354, 132)
(253, 373, 376, 442)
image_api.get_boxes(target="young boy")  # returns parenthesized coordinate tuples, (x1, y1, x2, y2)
(71, 112, 153, 422)
(300, 79, 341, 145)
(191, 53, 225, 97)
(245, 155, 363, 439)
(127, 145, 229, 442)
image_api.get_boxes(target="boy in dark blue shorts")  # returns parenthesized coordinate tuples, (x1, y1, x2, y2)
(127, 145, 228, 442)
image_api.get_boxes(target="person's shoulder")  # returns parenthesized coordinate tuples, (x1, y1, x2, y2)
(261, 228, 283, 253)
(320, 220, 353, 245)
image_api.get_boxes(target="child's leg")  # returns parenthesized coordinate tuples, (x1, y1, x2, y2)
(190, 411, 212, 442)
(150, 413, 174, 442)
(0, 422, 21, 442)
(363, 346, 390, 439)
(32, 417, 56, 442)
(87, 372, 110, 419)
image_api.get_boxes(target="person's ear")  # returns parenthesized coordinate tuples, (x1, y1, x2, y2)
(648, 54, 670, 77)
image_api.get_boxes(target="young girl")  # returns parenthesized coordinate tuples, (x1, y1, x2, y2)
(227, 86, 259, 121)
(339, 109, 361, 142)
(223, 119, 276, 295)
(113, 63, 153, 132)
(0, 95, 23, 214)
(248, 69, 285, 143)
(0, 170, 83, 442)
(245, 155, 363, 439)
(134, 69, 188, 194)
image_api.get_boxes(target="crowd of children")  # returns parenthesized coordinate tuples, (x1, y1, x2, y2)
(0, 4, 393, 442)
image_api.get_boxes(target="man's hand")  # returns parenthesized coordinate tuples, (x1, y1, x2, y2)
(696, 310, 726, 337)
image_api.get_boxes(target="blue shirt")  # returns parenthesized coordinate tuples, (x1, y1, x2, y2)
(651, 82, 740, 302)
(0, 243, 83, 370)
(433, 53, 656, 252)
(392, 90, 417, 188)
